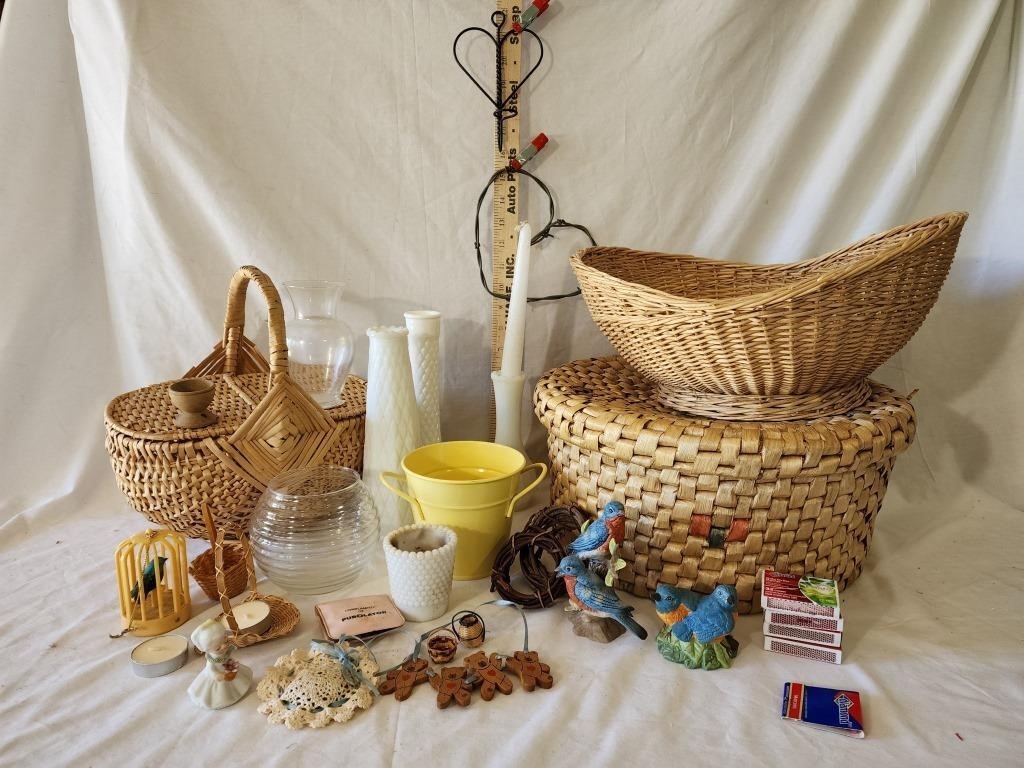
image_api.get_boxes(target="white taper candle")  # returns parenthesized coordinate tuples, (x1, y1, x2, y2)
(500, 222, 531, 376)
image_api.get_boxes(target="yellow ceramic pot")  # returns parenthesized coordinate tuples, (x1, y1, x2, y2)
(380, 441, 547, 580)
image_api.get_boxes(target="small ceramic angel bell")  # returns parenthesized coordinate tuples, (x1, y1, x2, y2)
(188, 618, 252, 709)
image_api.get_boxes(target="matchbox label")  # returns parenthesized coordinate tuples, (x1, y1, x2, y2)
(761, 571, 841, 618)
(786, 683, 804, 719)
(782, 682, 864, 738)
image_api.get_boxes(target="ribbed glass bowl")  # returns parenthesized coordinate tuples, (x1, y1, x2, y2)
(250, 465, 380, 595)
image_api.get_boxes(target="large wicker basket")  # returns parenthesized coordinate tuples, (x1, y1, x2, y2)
(534, 357, 915, 613)
(571, 212, 966, 420)
(105, 266, 366, 537)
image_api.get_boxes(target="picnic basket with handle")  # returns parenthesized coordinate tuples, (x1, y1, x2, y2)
(571, 212, 966, 420)
(104, 266, 366, 537)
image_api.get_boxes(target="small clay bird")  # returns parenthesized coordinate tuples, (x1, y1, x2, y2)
(556, 555, 648, 640)
(651, 584, 704, 627)
(130, 556, 168, 603)
(568, 501, 626, 560)
(670, 585, 738, 644)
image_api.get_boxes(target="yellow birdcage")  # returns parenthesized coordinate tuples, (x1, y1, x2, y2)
(115, 529, 191, 636)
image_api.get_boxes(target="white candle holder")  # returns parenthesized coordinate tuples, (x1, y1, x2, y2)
(491, 370, 525, 453)
(383, 523, 457, 622)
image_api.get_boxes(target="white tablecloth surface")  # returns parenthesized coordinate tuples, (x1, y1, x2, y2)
(2, 478, 1021, 767)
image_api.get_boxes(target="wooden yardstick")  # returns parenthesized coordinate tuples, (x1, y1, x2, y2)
(490, 0, 523, 385)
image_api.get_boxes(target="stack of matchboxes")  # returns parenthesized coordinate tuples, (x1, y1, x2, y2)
(761, 571, 843, 664)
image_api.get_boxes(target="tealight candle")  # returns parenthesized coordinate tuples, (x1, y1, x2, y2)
(130, 634, 189, 678)
(223, 599, 272, 636)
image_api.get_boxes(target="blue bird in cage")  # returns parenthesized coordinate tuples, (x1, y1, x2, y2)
(130, 556, 168, 603)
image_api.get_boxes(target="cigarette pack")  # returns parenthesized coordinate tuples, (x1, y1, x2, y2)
(763, 617, 842, 648)
(761, 571, 841, 619)
(781, 682, 864, 738)
(764, 609, 844, 633)
(763, 635, 843, 664)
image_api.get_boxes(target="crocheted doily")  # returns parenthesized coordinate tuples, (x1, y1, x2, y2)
(257, 644, 378, 729)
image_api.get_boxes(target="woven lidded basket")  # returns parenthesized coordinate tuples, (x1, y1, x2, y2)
(571, 212, 966, 420)
(534, 357, 916, 613)
(105, 266, 366, 537)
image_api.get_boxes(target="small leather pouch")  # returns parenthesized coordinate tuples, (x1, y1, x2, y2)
(315, 594, 406, 639)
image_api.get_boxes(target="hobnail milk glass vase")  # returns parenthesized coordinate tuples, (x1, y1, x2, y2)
(404, 310, 442, 446)
(363, 326, 422, 536)
(282, 281, 354, 408)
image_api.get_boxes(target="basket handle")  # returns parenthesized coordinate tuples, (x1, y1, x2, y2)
(222, 265, 289, 377)
(202, 504, 240, 634)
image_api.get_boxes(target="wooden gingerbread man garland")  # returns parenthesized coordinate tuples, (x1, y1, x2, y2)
(378, 658, 430, 702)
(464, 652, 514, 701)
(504, 650, 553, 692)
(381, 601, 553, 711)
(429, 665, 474, 709)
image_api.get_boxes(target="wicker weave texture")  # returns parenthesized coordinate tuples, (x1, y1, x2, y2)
(571, 212, 965, 419)
(534, 358, 916, 614)
(203, 507, 299, 648)
(190, 543, 248, 600)
(104, 266, 366, 537)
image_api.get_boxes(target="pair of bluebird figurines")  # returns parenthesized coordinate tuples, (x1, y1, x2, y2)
(556, 501, 740, 669)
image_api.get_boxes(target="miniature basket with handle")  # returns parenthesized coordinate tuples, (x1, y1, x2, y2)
(104, 266, 366, 537)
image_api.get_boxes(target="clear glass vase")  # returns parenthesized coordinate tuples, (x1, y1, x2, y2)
(250, 465, 380, 595)
(282, 281, 354, 408)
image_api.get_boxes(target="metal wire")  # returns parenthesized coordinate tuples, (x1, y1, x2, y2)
(453, 10, 545, 152)
(473, 166, 594, 303)
(455, 8, 595, 303)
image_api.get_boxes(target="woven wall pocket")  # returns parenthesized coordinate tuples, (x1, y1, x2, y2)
(104, 266, 366, 537)
(534, 357, 916, 614)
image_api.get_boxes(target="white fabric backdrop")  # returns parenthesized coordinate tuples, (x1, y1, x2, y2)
(1, 1, 1022, 765)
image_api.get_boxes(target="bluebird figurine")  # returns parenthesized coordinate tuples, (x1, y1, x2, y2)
(568, 501, 626, 561)
(670, 585, 738, 644)
(651, 584, 703, 627)
(556, 555, 647, 640)
(654, 583, 740, 670)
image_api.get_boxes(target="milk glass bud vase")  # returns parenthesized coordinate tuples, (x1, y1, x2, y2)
(364, 326, 422, 536)
(282, 281, 354, 408)
(404, 310, 442, 446)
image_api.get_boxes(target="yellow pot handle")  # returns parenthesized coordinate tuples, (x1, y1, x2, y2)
(379, 471, 424, 523)
(506, 462, 548, 518)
